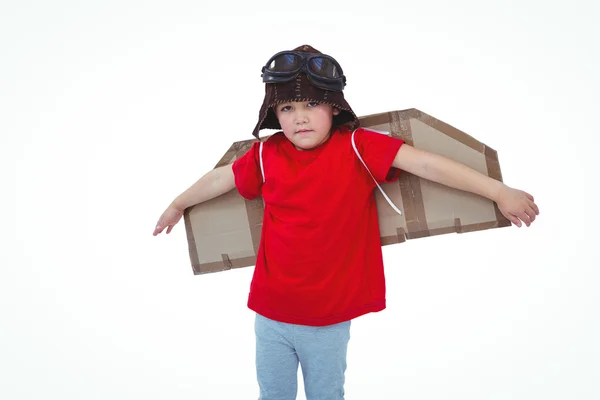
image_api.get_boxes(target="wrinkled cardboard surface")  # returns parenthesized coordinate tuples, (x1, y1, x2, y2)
(184, 108, 511, 275)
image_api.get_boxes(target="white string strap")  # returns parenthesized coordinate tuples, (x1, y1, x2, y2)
(259, 131, 403, 216)
(259, 140, 265, 183)
(351, 129, 403, 216)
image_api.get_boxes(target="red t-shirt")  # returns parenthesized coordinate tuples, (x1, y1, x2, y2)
(232, 126, 404, 326)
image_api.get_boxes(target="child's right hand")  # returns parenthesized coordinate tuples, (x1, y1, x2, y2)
(153, 204, 184, 236)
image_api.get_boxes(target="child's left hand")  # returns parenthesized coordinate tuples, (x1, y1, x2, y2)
(496, 185, 540, 227)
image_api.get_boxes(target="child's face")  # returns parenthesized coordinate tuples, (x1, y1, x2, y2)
(273, 101, 340, 151)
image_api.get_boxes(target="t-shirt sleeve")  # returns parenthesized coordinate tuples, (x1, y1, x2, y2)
(231, 141, 263, 199)
(354, 128, 404, 183)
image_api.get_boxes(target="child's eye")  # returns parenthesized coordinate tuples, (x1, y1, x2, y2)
(279, 105, 291, 112)
(307, 101, 319, 107)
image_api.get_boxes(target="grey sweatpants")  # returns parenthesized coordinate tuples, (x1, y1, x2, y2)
(255, 313, 352, 400)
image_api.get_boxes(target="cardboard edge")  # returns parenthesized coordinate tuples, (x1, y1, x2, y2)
(381, 227, 408, 246)
(183, 207, 200, 269)
(215, 140, 257, 168)
(358, 107, 418, 126)
(414, 110, 486, 154)
(192, 255, 256, 275)
(386, 218, 511, 244)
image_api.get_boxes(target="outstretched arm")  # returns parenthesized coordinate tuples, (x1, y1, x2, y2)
(153, 164, 236, 235)
(392, 144, 539, 227)
(171, 164, 236, 211)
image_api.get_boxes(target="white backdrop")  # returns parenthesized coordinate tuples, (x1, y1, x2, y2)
(2, 1, 599, 399)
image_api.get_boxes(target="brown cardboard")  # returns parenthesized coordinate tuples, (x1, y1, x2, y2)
(183, 108, 511, 275)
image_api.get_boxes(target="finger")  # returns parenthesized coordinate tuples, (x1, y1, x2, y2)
(166, 225, 173, 234)
(524, 209, 536, 224)
(528, 199, 540, 215)
(523, 205, 536, 221)
(153, 224, 163, 236)
(525, 192, 534, 202)
(508, 213, 522, 227)
(519, 212, 531, 227)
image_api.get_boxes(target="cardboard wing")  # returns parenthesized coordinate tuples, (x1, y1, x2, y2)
(183, 108, 511, 275)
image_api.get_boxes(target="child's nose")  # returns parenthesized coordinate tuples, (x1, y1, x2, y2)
(295, 111, 308, 124)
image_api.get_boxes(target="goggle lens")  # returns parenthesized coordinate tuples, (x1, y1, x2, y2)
(308, 57, 340, 79)
(267, 54, 302, 72)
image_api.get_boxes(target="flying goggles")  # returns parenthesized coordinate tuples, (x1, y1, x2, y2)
(261, 51, 347, 91)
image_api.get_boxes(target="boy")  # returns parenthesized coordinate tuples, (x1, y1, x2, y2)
(153, 45, 539, 400)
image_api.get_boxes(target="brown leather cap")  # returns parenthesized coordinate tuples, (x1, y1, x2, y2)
(252, 45, 360, 139)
